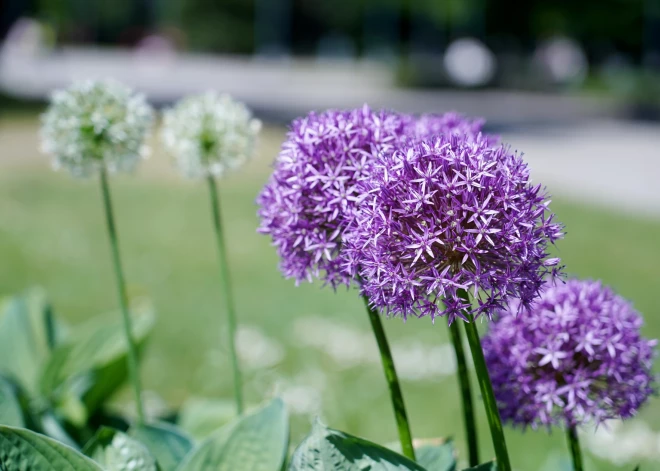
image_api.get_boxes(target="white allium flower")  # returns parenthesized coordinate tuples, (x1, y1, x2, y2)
(161, 91, 261, 178)
(40, 79, 154, 177)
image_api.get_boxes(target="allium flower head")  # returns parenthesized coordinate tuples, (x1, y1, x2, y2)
(344, 133, 563, 321)
(161, 91, 261, 178)
(483, 279, 657, 428)
(40, 79, 154, 177)
(257, 105, 414, 287)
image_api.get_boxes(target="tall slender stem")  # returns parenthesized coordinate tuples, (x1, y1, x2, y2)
(447, 320, 479, 467)
(566, 426, 584, 471)
(207, 175, 244, 415)
(99, 168, 145, 425)
(361, 296, 415, 461)
(458, 290, 512, 471)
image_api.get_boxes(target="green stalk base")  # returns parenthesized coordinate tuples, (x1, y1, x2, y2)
(100, 168, 145, 425)
(566, 425, 584, 471)
(448, 320, 479, 467)
(362, 296, 416, 461)
(458, 289, 512, 471)
(207, 176, 244, 415)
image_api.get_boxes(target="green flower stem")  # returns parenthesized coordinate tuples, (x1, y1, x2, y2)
(99, 168, 145, 425)
(566, 425, 584, 471)
(447, 320, 479, 467)
(362, 296, 416, 461)
(207, 175, 244, 415)
(458, 289, 512, 471)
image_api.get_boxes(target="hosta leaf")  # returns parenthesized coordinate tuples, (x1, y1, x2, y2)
(130, 422, 194, 471)
(388, 438, 456, 471)
(42, 304, 155, 419)
(83, 427, 157, 471)
(177, 397, 236, 440)
(40, 412, 79, 449)
(289, 420, 426, 471)
(415, 439, 456, 471)
(0, 425, 102, 470)
(463, 461, 497, 470)
(0, 288, 59, 394)
(178, 398, 288, 471)
(0, 376, 24, 428)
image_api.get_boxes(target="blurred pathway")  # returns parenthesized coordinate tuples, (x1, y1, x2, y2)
(1, 47, 659, 218)
(2, 114, 658, 218)
(502, 120, 660, 217)
(1, 46, 611, 127)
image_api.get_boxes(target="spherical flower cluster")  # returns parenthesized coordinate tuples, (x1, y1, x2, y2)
(483, 279, 656, 428)
(161, 92, 261, 179)
(40, 80, 154, 177)
(344, 133, 564, 322)
(257, 106, 410, 287)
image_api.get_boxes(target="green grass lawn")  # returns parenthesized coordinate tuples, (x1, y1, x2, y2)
(1, 115, 659, 470)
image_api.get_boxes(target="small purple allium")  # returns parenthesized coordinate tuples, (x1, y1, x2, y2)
(344, 133, 563, 321)
(257, 106, 486, 287)
(483, 279, 657, 429)
(407, 112, 488, 142)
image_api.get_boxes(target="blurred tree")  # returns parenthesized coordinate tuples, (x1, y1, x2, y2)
(18, 0, 650, 65)
(36, 0, 153, 45)
(171, 0, 255, 53)
(290, 0, 361, 55)
(1, 0, 36, 39)
(255, 0, 292, 56)
(644, 0, 660, 68)
(485, 0, 645, 60)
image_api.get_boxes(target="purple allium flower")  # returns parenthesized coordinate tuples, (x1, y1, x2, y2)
(344, 133, 563, 321)
(257, 106, 486, 287)
(483, 279, 657, 429)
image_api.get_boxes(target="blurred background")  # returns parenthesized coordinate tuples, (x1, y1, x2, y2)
(1, 0, 660, 470)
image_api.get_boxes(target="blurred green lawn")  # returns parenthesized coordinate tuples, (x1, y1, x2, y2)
(1, 114, 659, 470)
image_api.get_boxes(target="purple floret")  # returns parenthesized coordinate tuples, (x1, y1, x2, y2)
(483, 279, 657, 429)
(344, 133, 563, 322)
(257, 106, 488, 287)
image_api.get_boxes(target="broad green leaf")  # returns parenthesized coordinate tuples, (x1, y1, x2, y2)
(130, 422, 194, 471)
(40, 412, 79, 449)
(42, 305, 155, 419)
(463, 462, 496, 470)
(83, 427, 157, 471)
(57, 393, 89, 428)
(0, 288, 59, 394)
(0, 425, 102, 470)
(39, 343, 75, 400)
(415, 439, 456, 471)
(0, 376, 24, 427)
(289, 420, 426, 471)
(178, 398, 288, 471)
(388, 438, 455, 471)
(178, 397, 236, 440)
